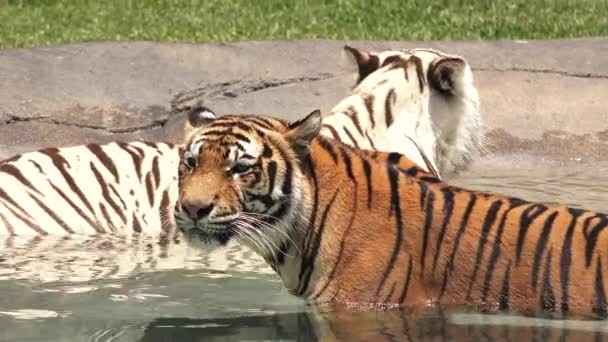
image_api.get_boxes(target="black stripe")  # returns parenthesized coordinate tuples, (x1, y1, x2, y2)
(398, 255, 414, 303)
(28, 192, 76, 233)
(0, 187, 37, 226)
(381, 55, 403, 68)
(365, 131, 377, 151)
(145, 171, 155, 207)
(375, 158, 403, 297)
(297, 189, 339, 296)
(583, 215, 608, 268)
(316, 138, 338, 164)
(98, 203, 118, 232)
(347, 108, 364, 135)
(267, 202, 290, 225)
(159, 189, 174, 235)
(410, 55, 426, 93)
(244, 117, 275, 130)
(364, 95, 376, 128)
(109, 183, 127, 210)
(151, 155, 161, 187)
(266, 161, 277, 195)
(298, 160, 319, 291)
(118, 143, 144, 180)
(90, 162, 127, 224)
(30, 160, 44, 174)
(321, 124, 340, 140)
(342, 127, 360, 149)
(0, 163, 42, 195)
(40, 148, 96, 215)
(87, 144, 119, 182)
(0, 195, 45, 234)
(432, 188, 454, 274)
(48, 180, 102, 232)
(466, 200, 503, 300)
(232, 132, 251, 144)
(531, 212, 558, 290)
(208, 121, 253, 133)
(311, 192, 358, 299)
(420, 190, 435, 272)
(418, 179, 429, 210)
(132, 212, 143, 233)
(439, 193, 477, 299)
(362, 157, 373, 208)
(384, 88, 396, 127)
(593, 257, 608, 318)
(560, 208, 583, 316)
(262, 143, 273, 158)
(278, 147, 293, 196)
(540, 249, 556, 314)
(481, 204, 520, 302)
(275, 240, 290, 267)
(385, 284, 397, 303)
(0, 210, 14, 235)
(516, 204, 548, 264)
(339, 147, 356, 184)
(498, 261, 512, 311)
(0, 154, 20, 164)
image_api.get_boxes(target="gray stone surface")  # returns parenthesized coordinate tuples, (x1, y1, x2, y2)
(0, 38, 606, 164)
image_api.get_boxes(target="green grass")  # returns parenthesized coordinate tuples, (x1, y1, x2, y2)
(1, 0, 607, 48)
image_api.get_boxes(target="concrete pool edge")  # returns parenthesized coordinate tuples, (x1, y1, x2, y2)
(0, 38, 606, 162)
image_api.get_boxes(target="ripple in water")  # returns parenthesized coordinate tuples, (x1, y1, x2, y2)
(1, 159, 606, 341)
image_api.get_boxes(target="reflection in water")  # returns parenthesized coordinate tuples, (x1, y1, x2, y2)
(139, 309, 608, 342)
(0, 159, 606, 341)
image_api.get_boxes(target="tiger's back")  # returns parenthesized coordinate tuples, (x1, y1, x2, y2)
(306, 139, 608, 318)
(176, 111, 608, 319)
(0, 142, 179, 236)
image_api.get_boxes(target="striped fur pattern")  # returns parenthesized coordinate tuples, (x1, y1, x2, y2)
(177, 111, 608, 319)
(0, 46, 482, 282)
(0, 141, 179, 237)
(326, 46, 482, 177)
(0, 46, 480, 237)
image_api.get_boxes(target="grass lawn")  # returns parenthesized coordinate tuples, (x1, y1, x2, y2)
(1, 0, 607, 48)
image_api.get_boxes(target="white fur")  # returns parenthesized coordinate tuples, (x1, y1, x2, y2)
(327, 47, 483, 178)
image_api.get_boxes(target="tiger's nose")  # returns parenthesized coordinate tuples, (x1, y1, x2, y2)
(182, 202, 214, 220)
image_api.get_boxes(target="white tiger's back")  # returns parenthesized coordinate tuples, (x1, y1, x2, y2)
(0, 142, 180, 236)
(323, 46, 483, 178)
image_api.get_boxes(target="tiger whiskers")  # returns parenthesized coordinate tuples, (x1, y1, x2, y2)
(232, 220, 281, 268)
(238, 212, 302, 256)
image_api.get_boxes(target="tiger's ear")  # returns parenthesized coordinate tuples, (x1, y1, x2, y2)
(428, 57, 467, 96)
(183, 105, 216, 141)
(285, 110, 322, 155)
(343, 45, 380, 84)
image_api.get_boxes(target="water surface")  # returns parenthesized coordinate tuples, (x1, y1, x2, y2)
(1, 158, 606, 341)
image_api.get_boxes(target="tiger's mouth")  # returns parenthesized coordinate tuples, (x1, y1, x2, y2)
(183, 225, 235, 246)
(176, 215, 238, 246)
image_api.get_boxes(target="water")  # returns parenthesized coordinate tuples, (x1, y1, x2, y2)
(1, 158, 606, 341)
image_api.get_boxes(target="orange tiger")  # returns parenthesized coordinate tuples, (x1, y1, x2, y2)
(176, 108, 608, 319)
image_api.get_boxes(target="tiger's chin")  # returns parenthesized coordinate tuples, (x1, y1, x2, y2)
(180, 226, 235, 251)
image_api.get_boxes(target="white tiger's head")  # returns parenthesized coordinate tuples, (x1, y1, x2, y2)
(327, 45, 482, 177)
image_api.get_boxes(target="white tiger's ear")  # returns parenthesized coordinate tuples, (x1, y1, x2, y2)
(286, 110, 322, 155)
(428, 57, 467, 96)
(343, 45, 380, 84)
(183, 105, 216, 141)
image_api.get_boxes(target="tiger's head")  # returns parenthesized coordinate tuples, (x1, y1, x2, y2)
(176, 106, 321, 252)
(337, 45, 482, 176)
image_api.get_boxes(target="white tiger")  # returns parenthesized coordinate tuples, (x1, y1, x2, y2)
(0, 46, 482, 281)
(325, 46, 482, 178)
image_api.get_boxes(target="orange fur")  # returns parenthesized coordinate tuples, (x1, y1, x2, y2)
(177, 111, 608, 319)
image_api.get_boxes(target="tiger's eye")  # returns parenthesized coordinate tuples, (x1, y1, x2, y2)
(230, 163, 252, 174)
(183, 152, 198, 169)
